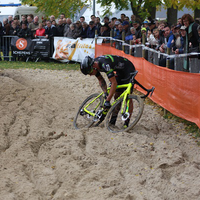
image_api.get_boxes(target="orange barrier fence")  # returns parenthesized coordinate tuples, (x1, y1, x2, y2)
(95, 44, 200, 128)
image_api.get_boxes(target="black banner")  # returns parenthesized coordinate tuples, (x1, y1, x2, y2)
(32, 38, 50, 58)
(11, 37, 50, 58)
(11, 37, 34, 56)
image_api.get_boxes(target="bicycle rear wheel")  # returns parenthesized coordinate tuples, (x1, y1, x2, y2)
(73, 93, 103, 129)
(105, 94, 144, 133)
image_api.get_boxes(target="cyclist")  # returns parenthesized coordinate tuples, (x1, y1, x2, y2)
(80, 54, 136, 127)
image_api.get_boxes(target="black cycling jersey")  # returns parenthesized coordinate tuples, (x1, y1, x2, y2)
(94, 55, 135, 83)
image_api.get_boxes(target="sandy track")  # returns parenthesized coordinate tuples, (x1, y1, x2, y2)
(0, 69, 200, 200)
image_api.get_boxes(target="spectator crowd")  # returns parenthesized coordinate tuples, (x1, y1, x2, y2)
(0, 12, 200, 67)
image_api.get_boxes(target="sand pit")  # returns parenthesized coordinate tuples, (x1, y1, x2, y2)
(0, 68, 200, 200)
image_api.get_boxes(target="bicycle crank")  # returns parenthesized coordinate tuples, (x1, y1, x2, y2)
(93, 110, 103, 122)
(122, 112, 130, 121)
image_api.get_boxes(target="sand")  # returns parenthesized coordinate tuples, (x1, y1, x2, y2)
(0, 69, 200, 200)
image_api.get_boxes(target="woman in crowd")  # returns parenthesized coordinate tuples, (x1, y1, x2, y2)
(35, 23, 45, 37)
(181, 14, 199, 52)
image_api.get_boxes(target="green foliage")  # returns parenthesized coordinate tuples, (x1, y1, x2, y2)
(97, 0, 162, 20)
(97, 0, 199, 20)
(21, 0, 86, 18)
(164, 0, 200, 10)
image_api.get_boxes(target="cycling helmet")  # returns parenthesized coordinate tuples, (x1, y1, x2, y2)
(80, 56, 94, 75)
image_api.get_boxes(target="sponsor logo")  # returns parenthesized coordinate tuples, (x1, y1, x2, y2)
(105, 64, 110, 71)
(13, 51, 30, 55)
(16, 38, 27, 50)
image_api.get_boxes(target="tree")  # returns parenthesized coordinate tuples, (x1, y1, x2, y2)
(167, 6, 178, 25)
(194, 8, 200, 19)
(97, 0, 162, 21)
(164, 0, 200, 24)
(21, 0, 86, 18)
(193, 0, 200, 19)
(164, 0, 178, 25)
(98, 0, 200, 23)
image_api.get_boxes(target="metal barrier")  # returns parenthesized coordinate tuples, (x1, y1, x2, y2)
(0, 35, 16, 61)
(99, 36, 200, 73)
(1, 35, 200, 73)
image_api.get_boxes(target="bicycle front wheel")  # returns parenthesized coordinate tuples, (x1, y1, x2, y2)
(73, 93, 103, 129)
(105, 94, 144, 133)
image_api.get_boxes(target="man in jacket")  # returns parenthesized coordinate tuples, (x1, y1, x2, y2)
(87, 21, 96, 38)
(45, 20, 57, 38)
(56, 19, 64, 36)
(28, 16, 39, 37)
(80, 22, 88, 39)
(18, 22, 32, 38)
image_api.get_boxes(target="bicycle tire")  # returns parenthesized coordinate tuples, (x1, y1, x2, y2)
(105, 94, 144, 133)
(73, 93, 103, 129)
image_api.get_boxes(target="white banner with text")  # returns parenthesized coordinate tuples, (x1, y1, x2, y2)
(52, 37, 102, 62)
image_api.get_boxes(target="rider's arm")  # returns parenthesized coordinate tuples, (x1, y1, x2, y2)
(96, 73, 107, 93)
(106, 76, 117, 101)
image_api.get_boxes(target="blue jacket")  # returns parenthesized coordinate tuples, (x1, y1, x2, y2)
(87, 26, 96, 38)
(167, 31, 174, 48)
(125, 34, 134, 41)
(113, 30, 122, 40)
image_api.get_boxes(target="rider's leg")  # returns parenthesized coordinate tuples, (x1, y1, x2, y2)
(109, 91, 122, 125)
(124, 99, 133, 128)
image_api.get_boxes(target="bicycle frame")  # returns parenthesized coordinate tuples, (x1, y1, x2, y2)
(83, 82, 133, 118)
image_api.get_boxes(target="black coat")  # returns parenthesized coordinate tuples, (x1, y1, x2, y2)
(80, 26, 88, 39)
(0, 25, 6, 45)
(17, 28, 32, 38)
(186, 22, 199, 48)
(45, 26, 57, 38)
(9, 27, 20, 36)
(56, 24, 64, 36)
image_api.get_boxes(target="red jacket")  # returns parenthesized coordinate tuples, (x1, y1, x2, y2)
(35, 28, 45, 36)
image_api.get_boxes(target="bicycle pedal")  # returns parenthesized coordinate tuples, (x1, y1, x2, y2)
(123, 125, 128, 129)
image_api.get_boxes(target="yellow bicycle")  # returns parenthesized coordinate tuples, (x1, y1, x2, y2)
(74, 71, 155, 133)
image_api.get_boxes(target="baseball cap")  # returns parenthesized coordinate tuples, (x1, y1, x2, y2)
(141, 27, 147, 32)
(180, 25, 186, 30)
(122, 21, 129, 26)
(143, 20, 149, 24)
(115, 20, 121, 25)
(175, 24, 181, 29)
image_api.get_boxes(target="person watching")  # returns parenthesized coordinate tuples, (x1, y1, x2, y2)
(28, 16, 39, 37)
(56, 18, 64, 36)
(35, 23, 45, 37)
(45, 20, 57, 38)
(18, 22, 32, 38)
(87, 21, 96, 38)
(80, 16, 85, 23)
(9, 22, 20, 36)
(181, 14, 199, 53)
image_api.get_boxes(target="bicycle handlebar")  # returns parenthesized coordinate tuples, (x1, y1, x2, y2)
(141, 87, 155, 99)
